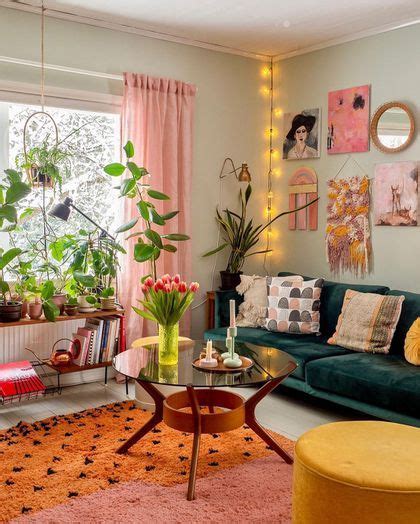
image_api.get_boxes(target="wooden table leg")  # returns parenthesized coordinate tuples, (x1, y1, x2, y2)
(244, 363, 297, 465)
(116, 380, 165, 454)
(186, 384, 202, 501)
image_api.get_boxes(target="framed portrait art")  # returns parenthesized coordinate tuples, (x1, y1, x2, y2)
(283, 108, 320, 160)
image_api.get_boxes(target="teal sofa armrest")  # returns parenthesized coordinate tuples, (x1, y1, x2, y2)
(214, 290, 244, 328)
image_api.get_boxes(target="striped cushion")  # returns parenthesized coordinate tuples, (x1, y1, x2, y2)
(328, 290, 404, 353)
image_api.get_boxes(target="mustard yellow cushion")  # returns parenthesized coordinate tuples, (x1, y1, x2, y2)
(405, 317, 420, 365)
(292, 421, 420, 524)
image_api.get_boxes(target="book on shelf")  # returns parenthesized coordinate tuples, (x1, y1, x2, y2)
(72, 316, 121, 366)
(72, 332, 89, 366)
(0, 360, 45, 399)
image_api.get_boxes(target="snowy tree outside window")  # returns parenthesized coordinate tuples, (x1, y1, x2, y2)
(5, 103, 120, 253)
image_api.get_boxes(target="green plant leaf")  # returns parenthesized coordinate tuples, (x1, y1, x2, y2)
(0, 247, 22, 270)
(85, 295, 97, 304)
(162, 244, 177, 253)
(132, 306, 156, 322)
(0, 205, 17, 224)
(100, 287, 114, 298)
(104, 163, 126, 176)
(150, 209, 165, 226)
(43, 300, 60, 321)
(147, 189, 170, 200)
(127, 162, 145, 180)
(115, 217, 138, 233)
(4, 169, 22, 183)
(144, 228, 163, 248)
(19, 208, 35, 221)
(245, 183, 252, 204)
(161, 210, 179, 220)
(202, 243, 229, 257)
(0, 280, 10, 295)
(125, 231, 143, 240)
(134, 243, 155, 262)
(41, 280, 56, 300)
(120, 178, 136, 196)
(73, 271, 96, 288)
(123, 141, 135, 159)
(5, 181, 31, 204)
(161, 233, 190, 241)
(137, 200, 151, 221)
(49, 240, 64, 262)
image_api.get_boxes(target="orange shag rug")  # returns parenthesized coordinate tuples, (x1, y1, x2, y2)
(0, 401, 294, 522)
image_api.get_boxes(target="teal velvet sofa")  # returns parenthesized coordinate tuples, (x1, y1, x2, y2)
(204, 272, 420, 427)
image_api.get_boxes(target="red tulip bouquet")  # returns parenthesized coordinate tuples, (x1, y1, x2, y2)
(134, 274, 199, 364)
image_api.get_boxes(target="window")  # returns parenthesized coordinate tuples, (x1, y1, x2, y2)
(0, 102, 120, 253)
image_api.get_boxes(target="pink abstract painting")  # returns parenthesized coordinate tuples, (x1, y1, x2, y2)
(374, 161, 418, 226)
(327, 85, 370, 154)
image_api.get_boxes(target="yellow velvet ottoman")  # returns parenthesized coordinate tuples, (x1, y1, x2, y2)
(292, 421, 420, 524)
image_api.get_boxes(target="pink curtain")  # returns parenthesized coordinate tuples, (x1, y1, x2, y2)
(120, 73, 196, 346)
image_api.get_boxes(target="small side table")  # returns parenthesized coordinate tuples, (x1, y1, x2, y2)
(206, 291, 215, 329)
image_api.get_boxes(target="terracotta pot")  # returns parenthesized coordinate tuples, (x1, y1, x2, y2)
(51, 294, 67, 314)
(0, 301, 23, 322)
(64, 304, 78, 316)
(219, 271, 243, 290)
(28, 302, 43, 320)
(21, 300, 29, 318)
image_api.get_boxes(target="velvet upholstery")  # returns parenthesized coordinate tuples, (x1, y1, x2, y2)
(386, 289, 420, 355)
(205, 327, 350, 380)
(306, 353, 420, 418)
(208, 272, 420, 426)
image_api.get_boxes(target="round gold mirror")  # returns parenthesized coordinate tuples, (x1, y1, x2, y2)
(370, 102, 415, 153)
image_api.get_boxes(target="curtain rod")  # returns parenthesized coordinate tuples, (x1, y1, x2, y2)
(0, 55, 123, 81)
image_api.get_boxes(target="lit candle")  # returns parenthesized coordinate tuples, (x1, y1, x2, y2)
(206, 339, 213, 360)
(230, 299, 236, 328)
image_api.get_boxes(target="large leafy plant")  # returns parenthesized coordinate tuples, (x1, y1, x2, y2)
(203, 184, 318, 273)
(103, 141, 189, 279)
(0, 169, 32, 303)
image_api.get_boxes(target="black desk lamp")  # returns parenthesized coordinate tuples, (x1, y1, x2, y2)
(49, 197, 115, 240)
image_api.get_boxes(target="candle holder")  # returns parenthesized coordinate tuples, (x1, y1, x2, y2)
(221, 326, 242, 368)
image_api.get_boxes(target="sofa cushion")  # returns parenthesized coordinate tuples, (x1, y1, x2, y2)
(387, 290, 420, 355)
(204, 327, 350, 380)
(276, 272, 390, 337)
(306, 353, 420, 418)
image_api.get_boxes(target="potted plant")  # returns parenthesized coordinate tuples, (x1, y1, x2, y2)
(0, 169, 32, 321)
(99, 286, 116, 310)
(24, 280, 60, 321)
(16, 137, 72, 190)
(103, 140, 189, 280)
(135, 275, 199, 365)
(203, 184, 318, 289)
(63, 296, 78, 316)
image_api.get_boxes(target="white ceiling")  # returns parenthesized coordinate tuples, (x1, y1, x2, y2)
(4, 0, 420, 59)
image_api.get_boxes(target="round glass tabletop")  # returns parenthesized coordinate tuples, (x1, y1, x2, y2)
(113, 339, 296, 388)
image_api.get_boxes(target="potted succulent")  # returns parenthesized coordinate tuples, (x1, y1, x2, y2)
(203, 184, 318, 289)
(99, 286, 116, 310)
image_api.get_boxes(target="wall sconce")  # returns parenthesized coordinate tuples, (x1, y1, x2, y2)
(219, 157, 251, 182)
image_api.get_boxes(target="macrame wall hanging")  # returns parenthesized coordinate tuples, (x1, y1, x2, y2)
(326, 156, 371, 276)
(288, 166, 318, 230)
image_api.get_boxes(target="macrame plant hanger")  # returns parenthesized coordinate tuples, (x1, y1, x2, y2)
(22, 1, 60, 279)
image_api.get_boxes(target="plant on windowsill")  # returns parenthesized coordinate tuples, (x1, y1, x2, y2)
(0, 169, 32, 321)
(202, 184, 319, 290)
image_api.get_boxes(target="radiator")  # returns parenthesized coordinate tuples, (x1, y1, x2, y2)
(0, 320, 113, 386)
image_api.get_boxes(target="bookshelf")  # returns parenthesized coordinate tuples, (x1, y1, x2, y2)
(0, 309, 127, 405)
(0, 308, 125, 328)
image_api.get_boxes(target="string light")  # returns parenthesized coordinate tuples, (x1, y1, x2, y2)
(263, 57, 275, 274)
(274, 108, 283, 118)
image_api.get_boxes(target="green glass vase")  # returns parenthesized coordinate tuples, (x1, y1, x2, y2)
(158, 323, 179, 365)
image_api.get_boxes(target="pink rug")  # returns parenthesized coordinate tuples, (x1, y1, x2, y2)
(16, 455, 292, 523)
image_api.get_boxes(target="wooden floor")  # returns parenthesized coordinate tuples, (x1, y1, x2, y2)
(0, 379, 370, 439)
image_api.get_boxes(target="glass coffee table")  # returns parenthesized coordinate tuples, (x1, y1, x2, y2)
(113, 339, 297, 500)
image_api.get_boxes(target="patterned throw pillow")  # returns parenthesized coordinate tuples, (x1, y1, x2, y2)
(236, 275, 303, 328)
(328, 290, 404, 353)
(404, 317, 420, 365)
(265, 277, 324, 334)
